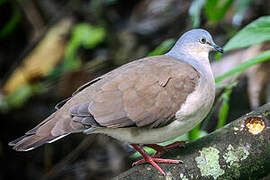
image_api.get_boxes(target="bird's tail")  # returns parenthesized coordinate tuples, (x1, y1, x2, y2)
(8, 133, 69, 151)
(8, 111, 84, 151)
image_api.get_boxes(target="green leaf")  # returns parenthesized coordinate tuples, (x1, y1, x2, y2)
(0, 0, 6, 6)
(215, 50, 270, 83)
(216, 85, 234, 129)
(204, 0, 233, 23)
(215, 52, 222, 60)
(73, 24, 106, 49)
(159, 134, 188, 146)
(6, 85, 32, 107)
(5, 84, 41, 108)
(188, 124, 200, 141)
(0, 7, 21, 39)
(64, 23, 106, 71)
(224, 16, 270, 51)
(131, 134, 187, 158)
(131, 147, 155, 159)
(188, 124, 208, 141)
(148, 39, 176, 56)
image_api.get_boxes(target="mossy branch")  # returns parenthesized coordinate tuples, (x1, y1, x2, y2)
(114, 103, 270, 180)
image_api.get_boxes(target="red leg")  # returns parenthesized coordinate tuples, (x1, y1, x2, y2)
(145, 141, 185, 158)
(131, 144, 181, 175)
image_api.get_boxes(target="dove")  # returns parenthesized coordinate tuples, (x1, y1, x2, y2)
(9, 29, 223, 175)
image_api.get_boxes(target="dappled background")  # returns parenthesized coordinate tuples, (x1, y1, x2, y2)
(1, 0, 270, 179)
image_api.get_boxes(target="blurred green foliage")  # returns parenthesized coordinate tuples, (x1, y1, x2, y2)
(190, 0, 234, 27)
(5, 84, 42, 108)
(216, 82, 236, 129)
(0, 0, 6, 5)
(2, 23, 106, 110)
(147, 39, 176, 56)
(190, 0, 253, 27)
(233, 0, 252, 26)
(0, 0, 21, 39)
(215, 50, 270, 83)
(205, 0, 233, 24)
(64, 23, 106, 71)
(189, 0, 205, 28)
(213, 16, 270, 138)
(2, 0, 270, 161)
(188, 124, 208, 141)
(213, 50, 270, 129)
(224, 16, 270, 51)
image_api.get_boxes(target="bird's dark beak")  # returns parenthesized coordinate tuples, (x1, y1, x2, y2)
(207, 42, 223, 53)
(211, 43, 224, 53)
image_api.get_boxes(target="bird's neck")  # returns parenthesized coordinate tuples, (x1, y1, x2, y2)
(166, 49, 212, 77)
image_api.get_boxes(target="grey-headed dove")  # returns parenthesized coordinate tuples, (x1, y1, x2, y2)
(9, 29, 223, 175)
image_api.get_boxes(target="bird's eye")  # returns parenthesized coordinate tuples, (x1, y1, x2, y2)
(200, 37, 206, 44)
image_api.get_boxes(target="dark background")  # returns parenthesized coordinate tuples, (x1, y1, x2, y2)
(1, 0, 270, 179)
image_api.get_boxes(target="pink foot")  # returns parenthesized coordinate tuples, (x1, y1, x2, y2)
(145, 141, 185, 158)
(131, 144, 182, 175)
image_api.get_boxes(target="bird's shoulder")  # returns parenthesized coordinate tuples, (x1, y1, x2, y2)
(76, 55, 199, 94)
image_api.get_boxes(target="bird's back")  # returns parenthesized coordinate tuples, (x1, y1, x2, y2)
(9, 55, 200, 151)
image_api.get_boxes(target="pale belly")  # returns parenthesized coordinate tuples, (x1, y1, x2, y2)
(84, 75, 215, 144)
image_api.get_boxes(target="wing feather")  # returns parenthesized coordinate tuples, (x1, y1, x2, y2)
(9, 55, 200, 151)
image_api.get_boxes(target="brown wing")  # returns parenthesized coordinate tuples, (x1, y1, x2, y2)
(9, 55, 199, 151)
(67, 55, 200, 128)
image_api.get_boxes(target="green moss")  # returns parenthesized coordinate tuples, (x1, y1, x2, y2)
(221, 162, 241, 180)
(223, 144, 249, 167)
(262, 110, 270, 117)
(249, 158, 265, 176)
(218, 145, 250, 179)
(195, 147, 225, 179)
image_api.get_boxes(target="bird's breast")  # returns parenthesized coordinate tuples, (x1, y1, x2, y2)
(174, 74, 215, 131)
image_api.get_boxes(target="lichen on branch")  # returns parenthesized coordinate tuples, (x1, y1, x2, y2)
(114, 103, 270, 180)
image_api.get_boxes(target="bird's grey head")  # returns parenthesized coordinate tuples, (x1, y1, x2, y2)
(168, 29, 223, 59)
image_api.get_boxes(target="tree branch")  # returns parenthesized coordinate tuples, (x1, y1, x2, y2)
(114, 103, 270, 180)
